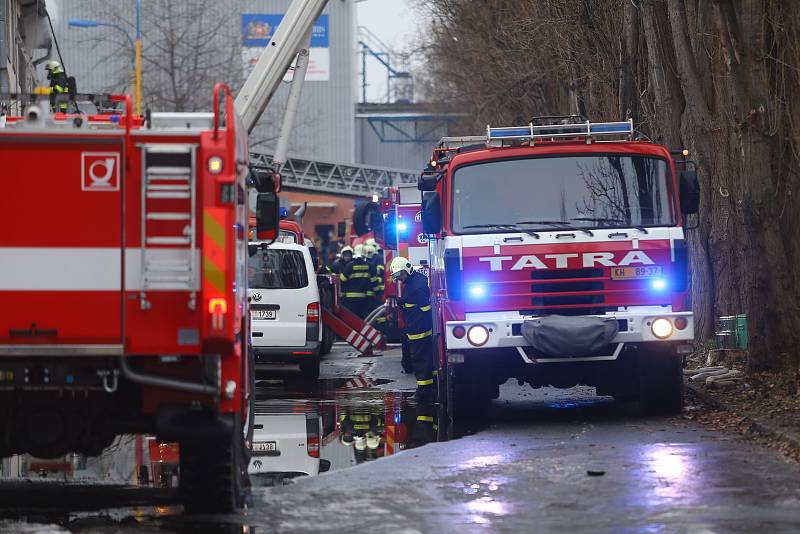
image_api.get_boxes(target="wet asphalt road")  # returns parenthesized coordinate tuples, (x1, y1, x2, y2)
(2, 344, 800, 533)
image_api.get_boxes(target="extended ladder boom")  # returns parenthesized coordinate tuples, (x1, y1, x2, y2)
(234, 0, 328, 134)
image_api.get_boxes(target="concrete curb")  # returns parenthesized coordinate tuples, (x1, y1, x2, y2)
(686, 382, 800, 452)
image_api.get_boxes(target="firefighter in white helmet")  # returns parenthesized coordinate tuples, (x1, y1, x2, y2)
(390, 256, 435, 402)
(332, 245, 352, 275)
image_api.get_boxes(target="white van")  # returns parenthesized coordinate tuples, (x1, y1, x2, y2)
(248, 242, 322, 379)
(247, 413, 330, 486)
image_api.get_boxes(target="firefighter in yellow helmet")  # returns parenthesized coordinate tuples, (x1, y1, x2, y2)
(364, 243, 385, 317)
(340, 244, 376, 319)
(44, 60, 70, 113)
(390, 256, 435, 402)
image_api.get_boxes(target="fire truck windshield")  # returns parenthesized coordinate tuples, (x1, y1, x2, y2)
(451, 155, 674, 233)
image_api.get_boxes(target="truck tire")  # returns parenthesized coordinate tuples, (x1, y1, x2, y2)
(180, 349, 254, 513)
(447, 360, 490, 423)
(319, 282, 334, 355)
(639, 346, 683, 416)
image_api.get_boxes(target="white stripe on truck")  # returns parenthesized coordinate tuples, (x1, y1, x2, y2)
(0, 247, 199, 291)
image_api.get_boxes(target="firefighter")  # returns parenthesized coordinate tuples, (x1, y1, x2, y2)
(44, 60, 70, 112)
(340, 244, 374, 319)
(390, 256, 435, 402)
(364, 243, 384, 314)
(332, 246, 353, 275)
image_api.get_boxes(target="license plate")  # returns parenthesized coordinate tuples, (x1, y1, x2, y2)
(611, 266, 663, 280)
(252, 310, 276, 320)
(253, 441, 277, 453)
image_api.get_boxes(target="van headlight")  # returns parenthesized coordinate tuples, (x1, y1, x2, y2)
(651, 318, 673, 339)
(467, 325, 489, 346)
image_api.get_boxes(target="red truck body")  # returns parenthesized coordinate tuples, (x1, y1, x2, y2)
(0, 88, 272, 511)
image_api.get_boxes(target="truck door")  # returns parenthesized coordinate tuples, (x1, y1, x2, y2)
(0, 135, 125, 351)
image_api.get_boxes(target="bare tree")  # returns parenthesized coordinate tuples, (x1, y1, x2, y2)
(415, 0, 800, 376)
(91, 0, 242, 112)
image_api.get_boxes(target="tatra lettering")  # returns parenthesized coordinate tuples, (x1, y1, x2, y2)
(544, 253, 579, 269)
(618, 250, 655, 266)
(512, 255, 547, 270)
(476, 250, 656, 270)
(479, 256, 512, 271)
(582, 252, 616, 267)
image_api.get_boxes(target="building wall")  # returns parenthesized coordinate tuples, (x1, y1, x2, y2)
(355, 116, 447, 171)
(1, 0, 51, 104)
(49, 0, 356, 164)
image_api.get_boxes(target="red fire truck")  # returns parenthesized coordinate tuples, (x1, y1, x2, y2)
(0, 89, 279, 511)
(380, 117, 700, 420)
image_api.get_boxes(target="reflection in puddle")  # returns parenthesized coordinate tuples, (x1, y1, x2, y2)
(250, 374, 444, 486)
(640, 443, 699, 503)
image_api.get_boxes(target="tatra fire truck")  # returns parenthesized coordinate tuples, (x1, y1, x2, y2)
(411, 117, 700, 420)
(0, 0, 330, 511)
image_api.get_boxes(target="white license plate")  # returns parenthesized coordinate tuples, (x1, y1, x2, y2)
(611, 266, 663, 280)
(252, 309, 276, 320)
(253, 441, 277, 453)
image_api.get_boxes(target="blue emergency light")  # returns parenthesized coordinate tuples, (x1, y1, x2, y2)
(468, 283, 487, 298)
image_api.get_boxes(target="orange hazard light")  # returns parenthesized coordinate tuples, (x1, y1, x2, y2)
(209, 298, 228, 314)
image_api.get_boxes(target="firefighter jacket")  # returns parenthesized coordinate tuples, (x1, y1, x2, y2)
(49, 72, 70, 111)
(340, 258, 375, 298)
(369, 256, 385, 297)
(398, 270, 432, 341)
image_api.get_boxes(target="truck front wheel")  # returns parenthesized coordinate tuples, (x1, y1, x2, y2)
(639, 346, 683, 416)
(447, 359, 491, 423)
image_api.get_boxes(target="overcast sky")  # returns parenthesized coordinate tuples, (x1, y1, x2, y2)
(355, 0, 421, 102)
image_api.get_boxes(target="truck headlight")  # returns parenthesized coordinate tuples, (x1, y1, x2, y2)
(651, 318, 673, 339)
(467, 325, 489, 346)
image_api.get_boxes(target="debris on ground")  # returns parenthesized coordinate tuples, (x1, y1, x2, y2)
(683, 347, 800, 463)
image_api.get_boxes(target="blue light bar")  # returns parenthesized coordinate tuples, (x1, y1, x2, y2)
(487, 126, 532, 139)
(589, 121, 633, 134)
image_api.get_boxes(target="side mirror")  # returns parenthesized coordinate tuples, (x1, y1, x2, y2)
(353, 201, 379, 236)
(680, 169, 700, 215)
(421, 191, 441, 235)
(418, 172, 441, 191)
(255, 192, 279, 243)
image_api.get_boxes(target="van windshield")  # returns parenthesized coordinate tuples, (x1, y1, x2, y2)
(248, 249, 308, 289)
(451, 155, 674, 233)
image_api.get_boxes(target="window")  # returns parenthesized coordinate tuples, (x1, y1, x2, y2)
(248, 249, 308, 289)
(452, 155, 674, 233)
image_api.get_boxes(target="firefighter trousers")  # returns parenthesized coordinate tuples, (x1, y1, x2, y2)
(408, 334, 435, 390)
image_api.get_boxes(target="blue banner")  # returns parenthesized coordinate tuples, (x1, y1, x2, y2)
(242, 14, 329, 48)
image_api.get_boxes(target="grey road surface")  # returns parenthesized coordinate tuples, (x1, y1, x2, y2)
(1, 345, 799, 533)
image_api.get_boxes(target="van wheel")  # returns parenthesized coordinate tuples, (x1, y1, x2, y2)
(299, 358, 321, 381)
(640, 346, 683, 415)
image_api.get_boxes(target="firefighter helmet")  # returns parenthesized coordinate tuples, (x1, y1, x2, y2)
(366, 238, 379, 250)
(45, 60, 63, 74)
(389, 256, 413, 279)
(364, 243, 376, 259)
(341, 246, 353, 255)
(354, 244, 365, 258)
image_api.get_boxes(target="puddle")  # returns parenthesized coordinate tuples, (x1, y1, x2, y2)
(0, 367, 458, 529)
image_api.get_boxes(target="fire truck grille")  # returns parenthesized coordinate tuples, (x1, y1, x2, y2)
(528, 268, 609, 315)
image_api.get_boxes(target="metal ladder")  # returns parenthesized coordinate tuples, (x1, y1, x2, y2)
(140, 144, 197, 310)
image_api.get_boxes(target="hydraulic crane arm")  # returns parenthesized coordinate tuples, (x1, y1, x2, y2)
(234, 0, 328, 135)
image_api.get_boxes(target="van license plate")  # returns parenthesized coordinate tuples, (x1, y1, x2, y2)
(253, 441, 277, 453)
(611, 266, 662, 280)
(252, 310, 276, 320)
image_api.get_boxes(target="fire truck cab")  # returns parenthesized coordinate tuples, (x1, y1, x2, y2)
(416, 117, 700, 420)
